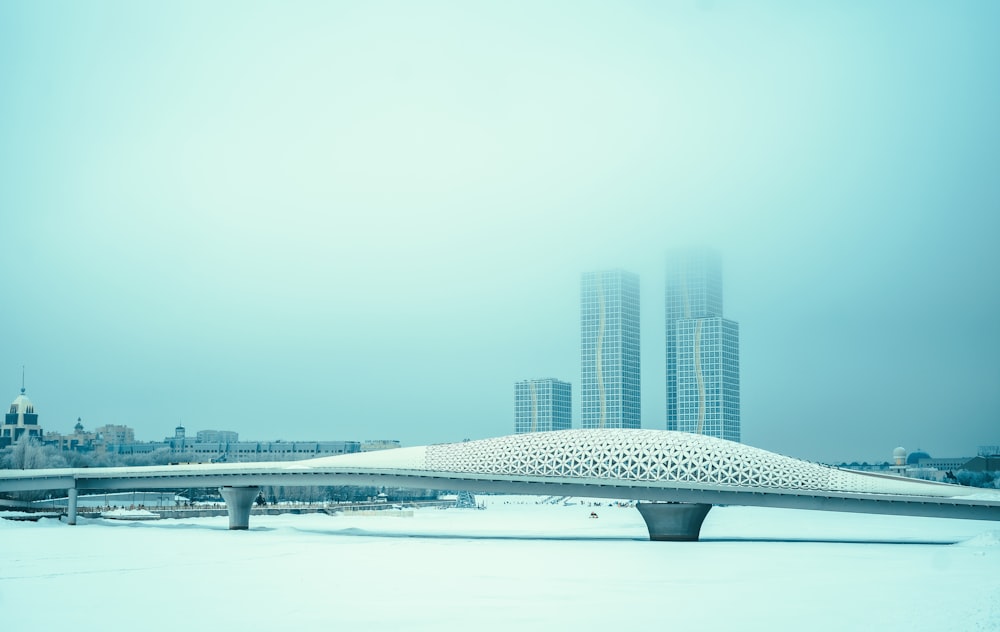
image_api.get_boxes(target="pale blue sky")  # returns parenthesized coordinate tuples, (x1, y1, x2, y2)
(2, 1, 998, 462)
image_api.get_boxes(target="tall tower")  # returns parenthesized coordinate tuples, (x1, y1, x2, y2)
(665, 249, 740, 442)
(2, 377, 42, 448)
(581, 270, 640, 429)
(514, 378, 572, 434)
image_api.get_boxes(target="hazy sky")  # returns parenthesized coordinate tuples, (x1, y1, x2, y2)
(2, 1, 998, 463)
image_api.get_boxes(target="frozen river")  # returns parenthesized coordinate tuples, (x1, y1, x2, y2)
(3, 496, 999, 631)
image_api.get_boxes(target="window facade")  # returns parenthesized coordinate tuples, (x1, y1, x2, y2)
(673, 317, 741, 442)
(581, 270, 640, 429)
(514, 378, 572, 433)
(666, 250, 740, 442)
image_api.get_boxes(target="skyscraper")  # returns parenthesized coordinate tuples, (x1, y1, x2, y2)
(514, 378, 572, 434)
(581, 270, 640, 429)
(665, 249, 740, 442)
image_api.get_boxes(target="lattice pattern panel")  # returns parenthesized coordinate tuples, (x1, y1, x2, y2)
(423, 429, 951, 496)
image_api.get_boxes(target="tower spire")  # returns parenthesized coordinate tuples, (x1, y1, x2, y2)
(21, 365, 25, 394)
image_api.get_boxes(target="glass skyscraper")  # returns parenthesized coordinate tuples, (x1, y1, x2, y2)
(665, 250, 740, 442)
(581, 270, 640, 429)
(514, 378, 572, 434)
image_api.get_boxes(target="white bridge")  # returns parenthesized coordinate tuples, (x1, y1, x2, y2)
(2, 429, 998, 540)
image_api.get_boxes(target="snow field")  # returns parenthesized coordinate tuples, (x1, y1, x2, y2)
(1, 496, 998, 631)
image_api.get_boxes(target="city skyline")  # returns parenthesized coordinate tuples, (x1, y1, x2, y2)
(2, 2, 998, 463)
(15, 379, 993, 466)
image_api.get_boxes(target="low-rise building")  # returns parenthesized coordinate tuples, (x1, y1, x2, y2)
(196, 429, 239, 443)
(45, 418, 98, 452)
(104, 426, 365, 462)
(361, 440, 401, 452)
(97, 424, 135, 445)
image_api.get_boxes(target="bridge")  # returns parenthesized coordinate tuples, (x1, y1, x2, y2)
(2, 429, 998, 540)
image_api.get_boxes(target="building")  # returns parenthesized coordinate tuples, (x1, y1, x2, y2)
(158, 439, 361, 462)
(107, 427, 363, 462)
(361, 440, 402, 452)
(581, 270, 640, 429)
(514, 378, 572, 433)
(167, 425, 191, 451)
(31, 418, 373, 463)
(44, 417, 135, 454)
(845, 446, 999, 479)
(900, 446, 999, 478)
(46, 418, 97, 452)
(43, 422, 136, 455)
(2, 384, 42, 448)
(962, 455, 1000, 473)
(96, 424, 135, 445)
(665, 249, 740, 442)
(196, 429, 239, 443)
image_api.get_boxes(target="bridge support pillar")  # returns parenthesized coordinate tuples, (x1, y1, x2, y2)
(67, 488, 78, 526)
(636, 502, 712, 541)
(219, 486, 260, 530)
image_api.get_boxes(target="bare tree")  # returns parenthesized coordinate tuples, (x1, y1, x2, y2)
(1, 436, 67, 470)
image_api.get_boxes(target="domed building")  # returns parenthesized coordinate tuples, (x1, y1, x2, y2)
(906, 450, 931, 466)
(892, 446, 907, 466)
(1, 385, 43, 448)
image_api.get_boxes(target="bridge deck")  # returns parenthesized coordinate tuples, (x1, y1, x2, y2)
(1, 465, 998, 522)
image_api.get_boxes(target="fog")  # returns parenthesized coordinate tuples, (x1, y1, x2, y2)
(2, 1, 997, 462)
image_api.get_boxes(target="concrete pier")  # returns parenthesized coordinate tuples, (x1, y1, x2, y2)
(219, 486, 260, 530)
(67, 488, 78, 525)
(636, 502, 712, 541)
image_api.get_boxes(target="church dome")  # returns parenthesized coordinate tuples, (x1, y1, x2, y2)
(906, 450, 931, 465)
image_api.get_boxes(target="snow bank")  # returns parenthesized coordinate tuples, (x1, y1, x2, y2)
(957, 529, 1000, 547)
(100, 508, 161, 520)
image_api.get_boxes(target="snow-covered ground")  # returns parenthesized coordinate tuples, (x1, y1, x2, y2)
(2, 496, 999, 631)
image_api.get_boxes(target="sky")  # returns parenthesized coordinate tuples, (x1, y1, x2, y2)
(1, 1, 998, 463)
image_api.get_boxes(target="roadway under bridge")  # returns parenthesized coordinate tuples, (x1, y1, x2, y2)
(2, 429, 998, 541)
